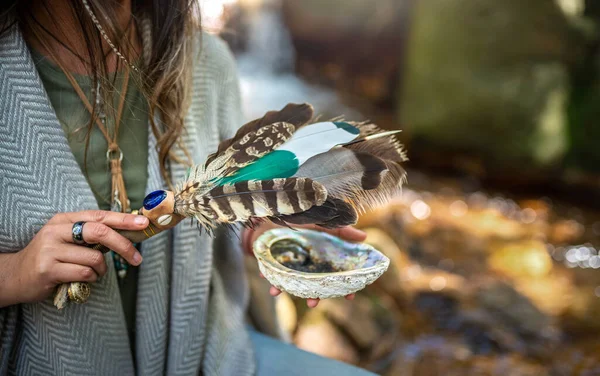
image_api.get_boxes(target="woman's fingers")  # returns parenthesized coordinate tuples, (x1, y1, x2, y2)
(49, 210, 148, 230)
(52, 263, 99, 284)
(80, 223, 142, 265)
(55, 223, 142, 266)
(290, 224, 367, 242)
(266, 284, 351, 307)
(55, 245, 108, 277)
(304, 296, 350, 307)
(326, 226, 367, 242)
(268, 286, 319, 307)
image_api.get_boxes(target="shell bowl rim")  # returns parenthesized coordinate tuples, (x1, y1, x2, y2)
(252, 228, 390, 280)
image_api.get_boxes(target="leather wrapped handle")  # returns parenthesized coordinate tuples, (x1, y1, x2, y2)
(53, 190, 184, 309)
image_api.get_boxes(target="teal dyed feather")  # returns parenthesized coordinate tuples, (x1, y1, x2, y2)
(218, 150, 298, 185)
(218, 121, 360, 185)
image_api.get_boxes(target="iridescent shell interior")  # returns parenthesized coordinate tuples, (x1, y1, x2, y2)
(267, 230, 384, 273)
(253, 228, 390, 299)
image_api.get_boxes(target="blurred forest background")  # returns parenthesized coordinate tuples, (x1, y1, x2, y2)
(203, 0, 600, 374)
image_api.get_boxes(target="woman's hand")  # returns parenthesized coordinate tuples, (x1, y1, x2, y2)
(243, 221, 367, 308)
(0, 210, 149, 308)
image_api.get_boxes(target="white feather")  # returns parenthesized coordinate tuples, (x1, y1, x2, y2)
(277, 121, 359, 165)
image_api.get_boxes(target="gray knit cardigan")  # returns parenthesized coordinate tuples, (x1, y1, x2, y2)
(0, 23, 255, 376)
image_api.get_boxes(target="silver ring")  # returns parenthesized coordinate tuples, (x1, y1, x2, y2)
(72, 221, 87, 245)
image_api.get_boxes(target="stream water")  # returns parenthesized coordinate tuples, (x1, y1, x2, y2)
(233, 1, 361, 121)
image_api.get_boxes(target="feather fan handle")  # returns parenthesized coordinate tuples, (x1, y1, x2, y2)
(205, 103, 314, 167)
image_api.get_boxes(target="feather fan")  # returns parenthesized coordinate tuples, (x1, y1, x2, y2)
(55, 103, 407, 309)
(170, 102, 407, 230)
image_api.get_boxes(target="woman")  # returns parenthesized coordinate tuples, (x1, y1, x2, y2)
(0, 1, 375, 375)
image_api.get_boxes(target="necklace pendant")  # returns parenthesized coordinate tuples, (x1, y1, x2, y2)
(112, 252, 128, 279)
(95, 83, 107, 121)
(111, 196, 123, 213)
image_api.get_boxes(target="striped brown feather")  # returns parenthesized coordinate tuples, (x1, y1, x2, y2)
(345, 122, 407, 163)
(205, 103, 314, 167)
(274, 198, 358, 228)
(205, 177, 327, 223)
(222, 122, 295, 171)
(335, 122, 407, 213)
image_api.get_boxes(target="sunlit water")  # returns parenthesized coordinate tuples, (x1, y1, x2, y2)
(233, 2, 361, 121)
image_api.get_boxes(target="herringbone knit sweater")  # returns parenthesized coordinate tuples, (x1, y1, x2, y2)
(0, 23, 255, 376)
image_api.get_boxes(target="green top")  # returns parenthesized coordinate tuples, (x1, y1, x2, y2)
(32, 51, 149, 210)
(32, 50, 148, 354)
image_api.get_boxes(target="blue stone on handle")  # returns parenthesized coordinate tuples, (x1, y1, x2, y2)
(143, 190, 167, 210)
